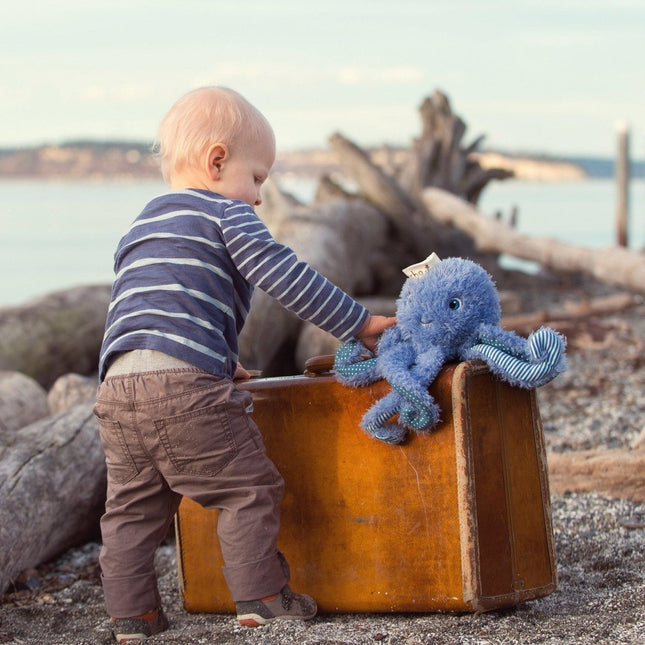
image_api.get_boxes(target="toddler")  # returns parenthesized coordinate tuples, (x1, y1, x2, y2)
(94, 86, 395, 643)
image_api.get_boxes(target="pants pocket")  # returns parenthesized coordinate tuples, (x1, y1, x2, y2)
(96, 417, 140, 485)
(154, 402, 238, 477)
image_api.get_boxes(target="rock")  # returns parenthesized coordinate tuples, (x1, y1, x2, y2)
(0, 284, 110, 389)
(0, 371, 49, 439)
(48, 374, 97, 416)
(632, 426, 645, 451)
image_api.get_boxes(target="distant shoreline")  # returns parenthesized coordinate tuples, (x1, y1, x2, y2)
(0, 141, 643, 182)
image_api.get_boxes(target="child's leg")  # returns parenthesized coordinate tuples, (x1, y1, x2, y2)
(99, 465, 181, 617)
(165, 391, 317, 624)
(164, 388, 290, 602)
(94, 372, 182, 619)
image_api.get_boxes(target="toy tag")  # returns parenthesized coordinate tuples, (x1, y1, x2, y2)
(402, 252, 441, 278)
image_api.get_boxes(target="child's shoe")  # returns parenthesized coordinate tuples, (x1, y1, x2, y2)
(236, 585, 317, 626)
(110, 607, 169, 643)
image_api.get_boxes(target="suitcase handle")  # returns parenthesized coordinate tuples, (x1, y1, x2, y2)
(304, 354, 336, 376)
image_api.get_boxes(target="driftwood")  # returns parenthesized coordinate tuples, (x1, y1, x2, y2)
(328, 132, 476, 262)
(421, 187, 645, 294)
(0, 285, 111, 389)
(328, 133, 421, 226)
(397, 89, 513, 203)
(548, 447, 645, 502)
(0, 403, 105, 595)
(501, 292, 643, 334)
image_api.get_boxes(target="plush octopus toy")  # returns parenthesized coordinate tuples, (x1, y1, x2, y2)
(334, 255, 566, 444)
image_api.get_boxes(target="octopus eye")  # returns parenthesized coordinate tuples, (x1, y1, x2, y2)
(448, 297, 463, 310)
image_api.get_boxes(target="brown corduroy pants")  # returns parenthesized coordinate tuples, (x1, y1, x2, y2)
(94, 367, 288, 618)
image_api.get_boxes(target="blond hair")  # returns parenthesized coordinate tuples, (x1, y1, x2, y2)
(154, 86, 274, 184)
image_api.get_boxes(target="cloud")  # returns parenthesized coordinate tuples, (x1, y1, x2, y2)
(519, 29, 609, 48)
(337, 66, 425, 86)
(191, 63, 425, 90)
(80, 84, 156, 101)
(474, 97, 645, 120)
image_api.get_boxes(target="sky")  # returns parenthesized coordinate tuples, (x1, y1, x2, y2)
(2, 0, 644, 158)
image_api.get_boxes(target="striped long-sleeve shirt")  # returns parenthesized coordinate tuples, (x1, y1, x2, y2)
(98, 189, 368, 381)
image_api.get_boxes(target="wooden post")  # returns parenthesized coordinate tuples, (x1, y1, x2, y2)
(615, 122, 630, 247)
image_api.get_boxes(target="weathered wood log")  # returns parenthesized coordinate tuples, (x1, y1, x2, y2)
(0, 285, 111, 389)
(256, 177, 304, 235)
(548, 447, 645, 502)
(328, 132, 438, 260)
(421, 187, 645, 294)
(314, 174, 357, 203)
(0, 372, 49, 438)
(0, 403, 106, 595)
(329, 132, 420, 222)
(398, 90, 513, 204)
(501, 292, 643, 334)
(329, 131, 477, 261)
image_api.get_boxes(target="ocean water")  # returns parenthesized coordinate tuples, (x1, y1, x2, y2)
(478, 178, 645, 273)
(1, 177, 643, 307)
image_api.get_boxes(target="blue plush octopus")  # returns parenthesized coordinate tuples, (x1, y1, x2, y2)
(334, 255, 566, 444)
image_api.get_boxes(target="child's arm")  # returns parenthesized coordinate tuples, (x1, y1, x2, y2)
(355, 315, 397, 352)
(221, 206, 389, 344)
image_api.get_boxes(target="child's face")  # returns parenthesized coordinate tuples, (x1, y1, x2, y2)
(215, 131, 275, 207)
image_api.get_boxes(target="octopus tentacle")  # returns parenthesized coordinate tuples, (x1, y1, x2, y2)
(362, 391, 407, 444)
(468, 327, 566, 389)
(391, 383, 439, 431)
(334, 339, 378, 385)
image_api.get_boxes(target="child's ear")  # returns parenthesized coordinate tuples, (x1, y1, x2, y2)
(206, 143, 228, 181)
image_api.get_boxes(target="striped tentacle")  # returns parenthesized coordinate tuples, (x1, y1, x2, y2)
(470, 327, 566, 388)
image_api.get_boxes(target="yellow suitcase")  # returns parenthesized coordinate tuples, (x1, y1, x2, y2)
(175, 359, 556, 613)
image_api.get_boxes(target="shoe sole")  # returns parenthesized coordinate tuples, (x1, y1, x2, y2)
(237, 612, 316, 627)
(112, 614, 169, 642)
(115, 632, 149, 643)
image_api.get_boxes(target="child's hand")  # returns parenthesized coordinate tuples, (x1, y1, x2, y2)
(356, 315, 397, 353)
(234, 362, 252, 380)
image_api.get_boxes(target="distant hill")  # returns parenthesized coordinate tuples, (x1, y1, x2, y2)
(0, 140, 642, 181)
(0, 141, 160, 180)
(564, 155, 645, 179)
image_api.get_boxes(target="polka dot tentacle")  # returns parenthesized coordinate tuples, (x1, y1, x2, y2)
(333, 340, 378, 379)
(335, 339, 433, 433)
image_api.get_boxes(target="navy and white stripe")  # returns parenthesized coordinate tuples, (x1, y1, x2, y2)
(99, 189, 368, 381)
(469, 327, 566, 389)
